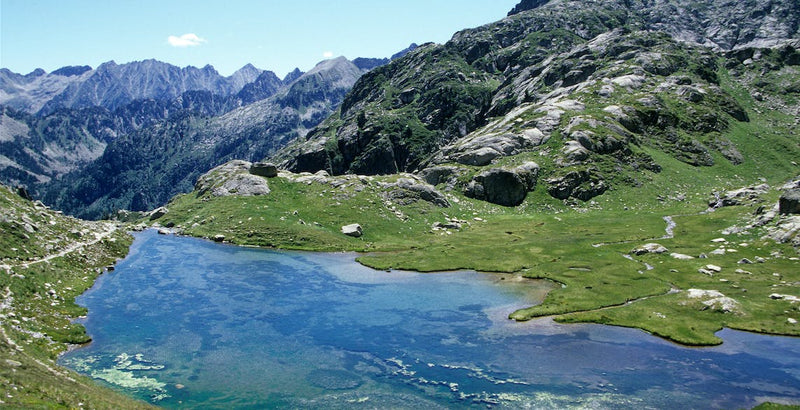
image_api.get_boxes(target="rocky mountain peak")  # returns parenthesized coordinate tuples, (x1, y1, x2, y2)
(96, 60, 118, 71)
(391, 43, 420, 60)
(232, 63, 261, 77)
(283, 68, 305, 84)
(635, 0, 800, 51)
(506, 0, 800, 51)
(236, 70, 283, 104)
(26, 68, 47, 78)
(51, 65, 93, 77)
(227, 63, 265, 91)
(301, 57, 364, 89)
(508, 0, 551, 16)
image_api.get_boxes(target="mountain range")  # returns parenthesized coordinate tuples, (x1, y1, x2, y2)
(0, 45, 417, 218)
(1, 0, 799, 217)
(0, 60, 264, 115)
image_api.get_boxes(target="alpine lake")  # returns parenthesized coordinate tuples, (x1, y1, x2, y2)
(60, 230, 800, 409)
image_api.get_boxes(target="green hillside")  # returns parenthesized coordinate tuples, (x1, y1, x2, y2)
(0, 185, 148, 408)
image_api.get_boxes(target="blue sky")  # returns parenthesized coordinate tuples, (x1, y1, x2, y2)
(1, 0, 519, 77)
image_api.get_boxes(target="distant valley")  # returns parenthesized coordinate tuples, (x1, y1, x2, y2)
(0, 45, 417, 218)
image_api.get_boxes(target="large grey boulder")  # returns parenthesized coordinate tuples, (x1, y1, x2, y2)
(564, 116, 630, 155)
(465, 168, 528, 207)
(249, 162, 279, 178)
(398, 88, 418, 105)
(457, 147, 502, 166)
(218, 174, 271, 197)
(779, 189, 800, 215)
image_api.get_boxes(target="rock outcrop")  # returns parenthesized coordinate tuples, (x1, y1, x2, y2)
(420, 166, 461, 188)
(249, 162, 279, 178)
(149, 207, 169, 220)
(710, 184, 770, 208)
(430, 130, 547, 167)
(547, 169, 608, 201)
(779, 189, 800, 215)
(385, 178, 451, 208)
(686, 289, 740, 314)
(195, 161, 271, 197)
(465, 167, 532, 207)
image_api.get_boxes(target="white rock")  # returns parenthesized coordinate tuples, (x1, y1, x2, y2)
(688, 289, 724, 299)
(705, 264, 723, 272)
(553, 99, 585, 111)
(611, 75, 646, 89)
(670, 253, 694, 260)
(687, 289, 739, 313)
(341, 224, 363, 238)
(632, 243, 669, 256)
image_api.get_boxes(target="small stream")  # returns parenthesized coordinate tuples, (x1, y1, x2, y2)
(661, 216, 677, 239)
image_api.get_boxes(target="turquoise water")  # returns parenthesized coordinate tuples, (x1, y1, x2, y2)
(61, 230, 800, 408)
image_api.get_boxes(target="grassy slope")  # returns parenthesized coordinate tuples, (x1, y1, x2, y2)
(0, 186, 150, 409)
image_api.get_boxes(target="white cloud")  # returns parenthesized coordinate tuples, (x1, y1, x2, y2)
(167, 33, 207, 47)
(322, 51, 334, 58)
